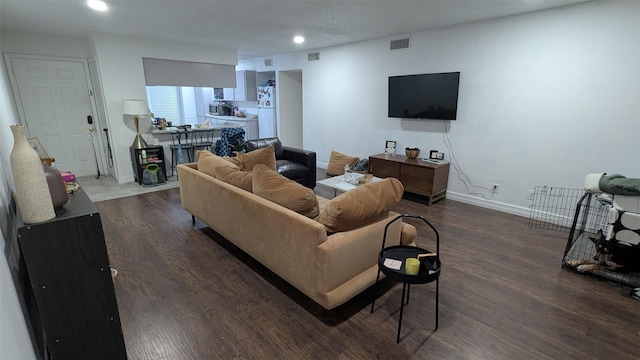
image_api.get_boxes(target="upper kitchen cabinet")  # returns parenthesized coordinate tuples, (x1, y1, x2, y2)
(214, 87, 235, 100)
(235, 70, 257, 101)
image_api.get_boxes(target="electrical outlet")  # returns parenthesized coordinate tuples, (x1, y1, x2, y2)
(492, 183, 499, 194)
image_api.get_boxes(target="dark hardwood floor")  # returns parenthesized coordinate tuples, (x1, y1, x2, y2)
(96, 171, 639, 359)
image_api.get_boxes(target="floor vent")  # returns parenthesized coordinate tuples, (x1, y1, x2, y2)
(264, 59, 273, 67)
(308, 52, 320, 61)
(389, 38, 410, 51)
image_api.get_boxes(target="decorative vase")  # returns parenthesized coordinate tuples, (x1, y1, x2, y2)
(9, 125, 56, 224)
(43, 162, 68, 209)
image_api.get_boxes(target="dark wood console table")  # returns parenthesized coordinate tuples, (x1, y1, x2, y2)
(368, 153, 450, 205)
(13, 188, 127, 359)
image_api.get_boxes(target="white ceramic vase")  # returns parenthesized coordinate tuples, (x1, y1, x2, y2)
(10, 125, 56, 224)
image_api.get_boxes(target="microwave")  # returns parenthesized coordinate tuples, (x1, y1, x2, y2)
(209, 103, 232, 116)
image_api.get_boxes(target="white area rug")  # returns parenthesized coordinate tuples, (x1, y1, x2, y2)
(76, 175, 179, 202)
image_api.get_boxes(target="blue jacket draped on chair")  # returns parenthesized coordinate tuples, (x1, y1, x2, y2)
(215, 128, 245, 157)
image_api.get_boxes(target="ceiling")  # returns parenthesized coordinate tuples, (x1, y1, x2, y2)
(0, 0, 592, 60)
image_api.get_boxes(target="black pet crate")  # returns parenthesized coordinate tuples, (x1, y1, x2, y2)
(561, 192, 640, 288)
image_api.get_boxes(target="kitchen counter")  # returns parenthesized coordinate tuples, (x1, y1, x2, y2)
(206, 114, 257, 121)
(204, 114, 259, 140)
(150, 125, 240, 135)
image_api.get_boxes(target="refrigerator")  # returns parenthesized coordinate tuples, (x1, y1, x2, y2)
(257, 86, 276, 138)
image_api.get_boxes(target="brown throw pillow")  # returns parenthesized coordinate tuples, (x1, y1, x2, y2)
(318, 178, 404, 232)
(195, 150, 212, 161)
(198, 152, 239, 177)
(214, 166, 253, 192)
(252, 164, 319, 218)
(241, 146, 277, 171)
(326, 150, 359, 176)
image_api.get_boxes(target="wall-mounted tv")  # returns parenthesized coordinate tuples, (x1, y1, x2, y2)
(388, 72, 460, 120)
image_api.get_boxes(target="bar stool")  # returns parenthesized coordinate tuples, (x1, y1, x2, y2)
(168, 128, 193, 176)
(192, 128, 215, 153)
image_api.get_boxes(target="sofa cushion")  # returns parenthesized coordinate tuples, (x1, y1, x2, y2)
(326, 151, 359, 176)
(318, 178, 404, 233)
(214, 166, 253, 192)
(252, 164, 319, 218)
(197, 151, 239, 177)
(276, 160, 309, 180)
(243, 138, 284, 159)
(241, 145, 277, 172)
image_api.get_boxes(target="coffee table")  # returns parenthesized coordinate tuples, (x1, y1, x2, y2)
(317, 173, 383, 197)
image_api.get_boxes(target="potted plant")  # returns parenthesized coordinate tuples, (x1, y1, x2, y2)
(229, 139, 244, 158)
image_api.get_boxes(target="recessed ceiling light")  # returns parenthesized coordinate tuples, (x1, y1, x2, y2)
(293, 36, 305, 44)
(87, 0, 108, 11)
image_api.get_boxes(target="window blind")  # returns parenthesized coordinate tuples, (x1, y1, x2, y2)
(142, 58, 236, 87)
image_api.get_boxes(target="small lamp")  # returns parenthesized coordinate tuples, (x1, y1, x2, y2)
(122, 99, 149, 149)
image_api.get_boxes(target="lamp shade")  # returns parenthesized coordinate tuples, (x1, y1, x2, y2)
(122, 99, 149, 116)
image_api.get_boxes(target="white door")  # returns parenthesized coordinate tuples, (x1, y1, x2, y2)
(8, 56, 98, 177)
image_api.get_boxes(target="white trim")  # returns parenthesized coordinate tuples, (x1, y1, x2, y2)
(4, 53, 107, 177)
(443, 191, 530, 218)
(317, 161, 530, 218)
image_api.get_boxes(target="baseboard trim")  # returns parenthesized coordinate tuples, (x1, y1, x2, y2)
(118, 175, 135, 184)
(445, 191, 530, 219)
(317, 163, 530, 219)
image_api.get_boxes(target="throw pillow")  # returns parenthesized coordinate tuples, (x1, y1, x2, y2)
(252, 164, 319, 218)
(318, 178, 404, 233)
(195, 150, 212, 161)
(197, 150, 241, 165)
(214, 166, 253, 192)
(326, 150, 359, 176)
(198, 151, 239, 178)
(241, 145, 277, 172)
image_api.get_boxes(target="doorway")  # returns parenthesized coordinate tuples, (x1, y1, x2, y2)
(278, 70, 303, 148)
(5, 54, 105, 178)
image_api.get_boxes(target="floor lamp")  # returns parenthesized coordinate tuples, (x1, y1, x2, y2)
(122, 99, 149, 149)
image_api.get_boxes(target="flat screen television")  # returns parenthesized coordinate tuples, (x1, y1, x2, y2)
(388, 72, 460, 120)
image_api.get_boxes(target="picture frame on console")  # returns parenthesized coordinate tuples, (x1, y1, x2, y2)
(385, 140, 396, 155)
(429, 150, 445, 160)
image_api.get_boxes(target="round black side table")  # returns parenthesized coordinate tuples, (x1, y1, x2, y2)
(370, 214, 441, 343)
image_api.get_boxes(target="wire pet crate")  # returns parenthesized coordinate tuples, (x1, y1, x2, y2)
(529, 186, 640, 287)
(528, 186, 592, 232)
(561, 193, 640, 288)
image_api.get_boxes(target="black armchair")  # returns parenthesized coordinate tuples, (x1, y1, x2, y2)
(243, 137, 316, 189)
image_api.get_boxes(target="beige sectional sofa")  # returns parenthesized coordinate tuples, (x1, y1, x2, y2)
(177, 151, 415, 310)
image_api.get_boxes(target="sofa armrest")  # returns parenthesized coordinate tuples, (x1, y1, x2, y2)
(282, 146, 316, 187)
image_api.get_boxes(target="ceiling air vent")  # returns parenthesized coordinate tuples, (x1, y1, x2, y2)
(308, 52, 320, 61)
(264, 59, 273, 67)
(389, 38, 410, 51)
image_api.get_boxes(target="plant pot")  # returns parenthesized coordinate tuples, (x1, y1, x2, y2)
(405, 147, 420, 159)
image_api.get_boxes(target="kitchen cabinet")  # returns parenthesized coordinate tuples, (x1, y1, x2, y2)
(369, 154, 450, 205)
(235, 70, 257, 101)
(214, 87, 235, 101)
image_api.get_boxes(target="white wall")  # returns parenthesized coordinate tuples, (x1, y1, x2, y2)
(1, 31, 238, 183)
(0, 47, 37, 360)
(91, 33, 237, 182)
(242, 0, 640, 216)
(278, 71, 303, 148)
